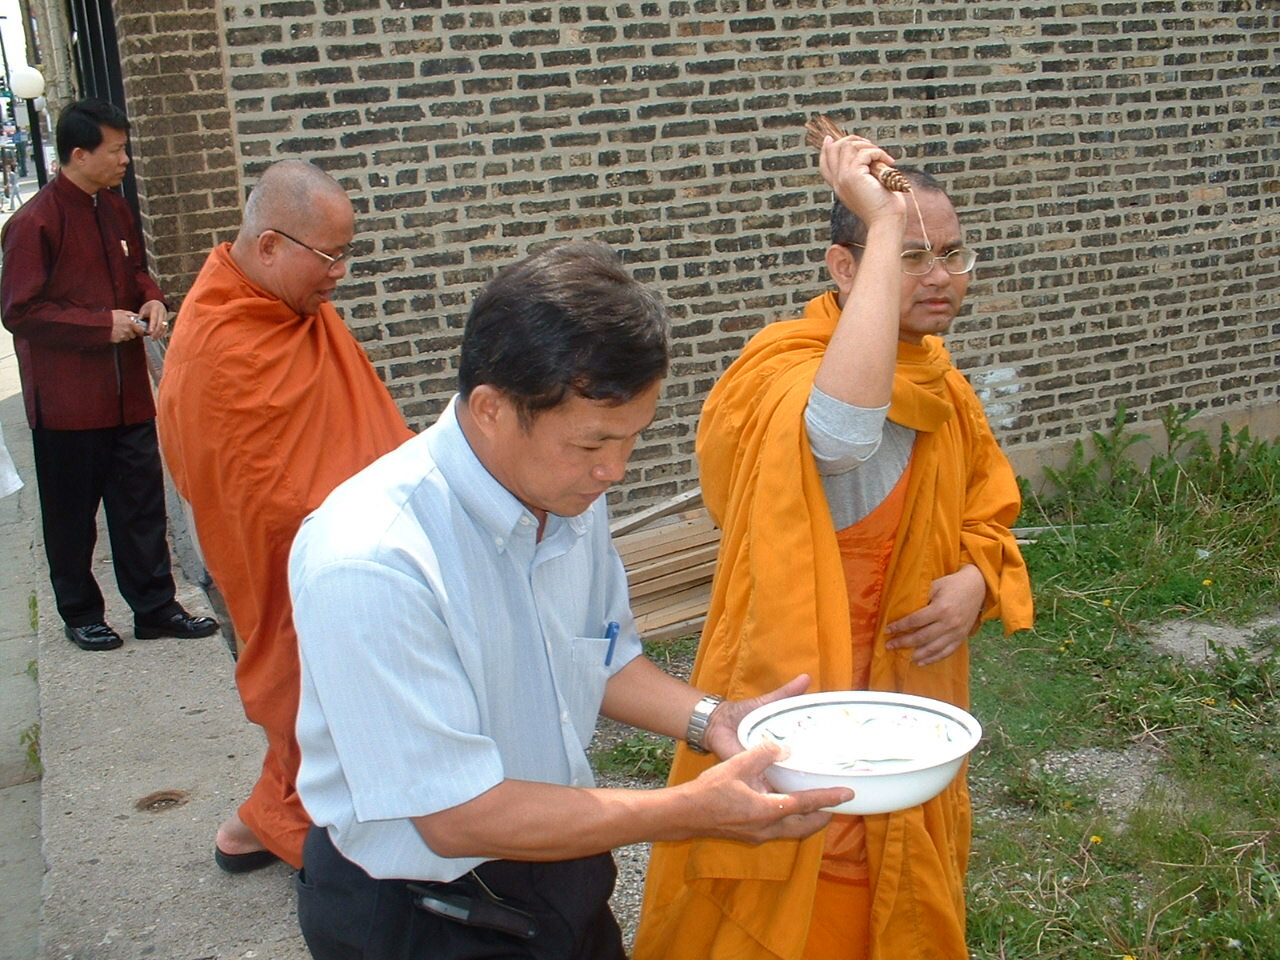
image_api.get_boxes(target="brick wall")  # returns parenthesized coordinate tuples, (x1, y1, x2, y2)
(131, 0, 1280, 510)
(116, 0, 243, 291)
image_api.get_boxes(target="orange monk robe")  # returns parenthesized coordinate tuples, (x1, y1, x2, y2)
(635, 291, 1033, 960)
(157, 243, 413, 867)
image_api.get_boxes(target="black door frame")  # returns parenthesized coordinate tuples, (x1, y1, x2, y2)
(63, 0, 139, 211)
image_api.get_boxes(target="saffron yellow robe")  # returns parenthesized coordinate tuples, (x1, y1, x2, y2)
(635, 291, 1033, 960)
(157, 244, 413, 867)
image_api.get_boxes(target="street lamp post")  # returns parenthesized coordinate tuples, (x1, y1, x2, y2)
(11, 66, 45, 188)
(0, 15, 23, 178)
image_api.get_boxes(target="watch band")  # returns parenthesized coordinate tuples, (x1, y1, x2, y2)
(685, 694, 724, 754)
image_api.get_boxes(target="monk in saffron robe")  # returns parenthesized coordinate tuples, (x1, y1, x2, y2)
(636, 138, 1033, 959)
(157, 160, 413, 872)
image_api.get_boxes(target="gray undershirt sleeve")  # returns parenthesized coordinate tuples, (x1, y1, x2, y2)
(805, 384, 915, 531)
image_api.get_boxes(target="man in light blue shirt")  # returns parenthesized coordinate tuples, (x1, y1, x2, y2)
(289, 241, 852, 960)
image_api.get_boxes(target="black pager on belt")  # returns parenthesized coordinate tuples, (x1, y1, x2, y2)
(408, 877, 538, 940)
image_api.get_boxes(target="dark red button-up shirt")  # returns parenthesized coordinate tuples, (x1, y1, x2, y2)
(1, 173, 167, 430)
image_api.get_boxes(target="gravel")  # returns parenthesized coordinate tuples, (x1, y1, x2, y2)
(594, 646, 695, 946)
(594, 718, 665, 945)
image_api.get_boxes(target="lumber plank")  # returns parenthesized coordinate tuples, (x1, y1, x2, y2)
(631, 582, 712, 618)
(615, 518, 719, 565)
(609, 486, 704, 536)
(626, 542, 720, 585)
(636, 618, 707, 644)
(629, 558, 716, 601)
(612, 489, 718, 646)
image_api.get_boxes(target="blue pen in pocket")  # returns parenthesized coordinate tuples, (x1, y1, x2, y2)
(603, 620, 620, 667)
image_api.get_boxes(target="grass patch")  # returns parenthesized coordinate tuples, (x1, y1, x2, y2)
(970, 408, 1280, 959)
(594, 731, 675, 780)
(590, 632, 695, 783)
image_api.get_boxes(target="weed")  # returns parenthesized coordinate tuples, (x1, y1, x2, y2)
(28, 590, 36, 633)
(19, 722, 41, 777)
(645, 632, 699, 671)
(998, 760, 1094, 814)
(589, 634, 693, 782)
(594, 732, 673, 780)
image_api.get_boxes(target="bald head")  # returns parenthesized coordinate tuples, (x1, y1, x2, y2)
(230, 160, 356, 316)
(239, 159, 350, 241)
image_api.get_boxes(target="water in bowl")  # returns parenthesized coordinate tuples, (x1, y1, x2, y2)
(754, 701, 967, 774)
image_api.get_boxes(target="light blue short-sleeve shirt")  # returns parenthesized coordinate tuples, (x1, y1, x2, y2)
(290, 397, 642, 881)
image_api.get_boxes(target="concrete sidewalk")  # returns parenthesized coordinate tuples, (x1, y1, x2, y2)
(0, 195, 310, 956)
(0, 332, 42, 960)
(33, 560, 307, 960)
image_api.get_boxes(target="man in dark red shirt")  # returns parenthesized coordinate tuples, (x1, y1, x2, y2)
(0, 98, 216, 651)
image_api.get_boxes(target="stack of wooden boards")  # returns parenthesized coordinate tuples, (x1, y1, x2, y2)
(611, 487, 719, 644)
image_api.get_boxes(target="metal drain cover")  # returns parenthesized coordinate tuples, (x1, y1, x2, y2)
(134, 789, 192, 813)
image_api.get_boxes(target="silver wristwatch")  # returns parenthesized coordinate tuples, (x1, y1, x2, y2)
(685, 694, 724, 754)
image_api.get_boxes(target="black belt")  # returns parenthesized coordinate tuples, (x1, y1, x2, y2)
(408, 871, 539, 941)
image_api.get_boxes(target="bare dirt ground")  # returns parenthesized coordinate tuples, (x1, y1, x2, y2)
(1144, 610, 1280, 665)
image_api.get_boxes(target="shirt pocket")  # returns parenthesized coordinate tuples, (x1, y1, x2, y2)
(548, 634, 613, 746)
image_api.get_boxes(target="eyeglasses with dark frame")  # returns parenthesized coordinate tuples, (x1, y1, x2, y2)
(842, 242, 978, 276)
(265, 228, 350, 268)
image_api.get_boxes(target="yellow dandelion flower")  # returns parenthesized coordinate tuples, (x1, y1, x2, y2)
(1102, 598, 1113, 607)
(1201, 578, 1213, 587)
(1199, 697, 1217, 707)
(1089, 835, 1103, 845)
(1123, 955, 1137, 960)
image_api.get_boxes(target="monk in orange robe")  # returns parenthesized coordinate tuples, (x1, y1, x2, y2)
(157, 160, 412, 872)
(636, 137, 1033, 958)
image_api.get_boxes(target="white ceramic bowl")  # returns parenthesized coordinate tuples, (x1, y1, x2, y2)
(737, 691, 982, 815)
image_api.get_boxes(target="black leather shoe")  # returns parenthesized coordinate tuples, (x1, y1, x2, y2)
(214, 846, 281, 874)
(134, 610, 219, 640)
(65, 622, 123, 651)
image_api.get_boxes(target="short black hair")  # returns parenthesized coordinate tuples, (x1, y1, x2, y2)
(55, 98, 130, 165)
(830, 166, 948, 249)
(458, 240, 670, 427)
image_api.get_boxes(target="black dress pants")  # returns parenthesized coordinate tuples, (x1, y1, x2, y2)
(31, 420, 178, 627)
(297, 826, 626, 960)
